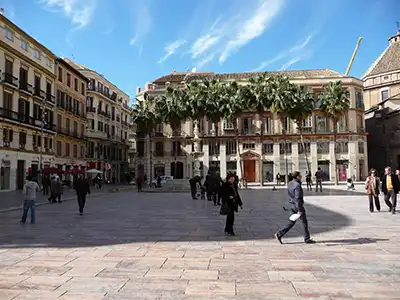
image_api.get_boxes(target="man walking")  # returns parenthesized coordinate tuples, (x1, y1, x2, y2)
(315, 167, 323, 192)
(74, 175, 91, 215)
(20, 176, 40, 224)
(275, 171, 315, 244)
(381, 167, 400, 214)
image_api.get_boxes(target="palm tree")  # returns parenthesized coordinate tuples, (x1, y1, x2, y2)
(155, 85, 190, 179)
(320, 80, 350, 185)
(287, 84, 314, 174)
(186, 80, 208, 141)
(132, 93, 159, 181)
(221, 82, 251, 181)
(202, 79, 226, 137)
(270, 75, 294, 184)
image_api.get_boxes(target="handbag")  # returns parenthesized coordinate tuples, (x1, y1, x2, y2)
(219, 202, 229, 215)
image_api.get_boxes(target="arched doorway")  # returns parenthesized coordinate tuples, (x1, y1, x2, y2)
(170, 161, 184, 179)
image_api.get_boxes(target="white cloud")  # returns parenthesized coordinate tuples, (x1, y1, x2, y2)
(40, 0, 96, 29)
(219, 0, 284, 63)
(252, 33, 315, 71)
(190, 35, 220, 59)
(158, 40, 187, 64)
(195, 54, 215, 70)
(129, 5, 152, 48)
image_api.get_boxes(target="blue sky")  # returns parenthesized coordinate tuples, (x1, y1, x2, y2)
(1, 0, 399, 102)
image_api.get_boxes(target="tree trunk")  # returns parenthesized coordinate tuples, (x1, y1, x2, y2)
(234, 119, 244, 183)
(259, 111, 264, 185)
(281, 117, 289, 184)
(298, 123, 311, 174)
(148, 133, 153, 184)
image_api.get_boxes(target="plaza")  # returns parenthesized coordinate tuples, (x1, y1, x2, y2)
(0, 188, 399, 299)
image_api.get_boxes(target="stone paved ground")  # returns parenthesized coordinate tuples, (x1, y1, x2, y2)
(0, 188, 399, 299)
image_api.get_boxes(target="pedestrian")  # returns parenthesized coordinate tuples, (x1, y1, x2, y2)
(137, 175, 143, 192)
(275, 171, 315, 244)
(42, 174, 50, 196)
(315, 167, 323, 192)
(74, 175, 91, 215)
(381, 166, 400, 214)
(20, 175, 40, 224)
(305, 171, 312, 191)
(221, 172, 243, 236)
(365, 168, 381, 212)
(276, 173, 281, 186)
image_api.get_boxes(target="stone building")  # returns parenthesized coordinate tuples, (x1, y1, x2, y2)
(364, 30, 400, 171)
(0, 14, 56, 190)
(136, 69, 368, 184)
(65, 59, 131, 183)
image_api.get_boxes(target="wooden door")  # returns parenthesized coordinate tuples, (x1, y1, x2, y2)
(243, 160, 256, 182)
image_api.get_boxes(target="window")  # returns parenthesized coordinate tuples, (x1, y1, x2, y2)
(74, 78, 78, 91)
(65, 143, 70, 157)
(381, 89, 389, 101)
(66, 118, 70, 134)
(302, 116, 313, 133)
(67, 73, 71, 87)
(223, 119, 234, 129)
(243, 143, 255, 150)
(81, 124, 85, 137)
(356, 90, 364, 109)
(58, 67, 62, 82)
(21, 39, 28, 51)
(3, 91, 13, 112)
(46, 57, 52, 67)
(34, 49, 41, 59)
(34, 75, 41, 94)
(18, 132, 27, 148)
(317, 141, 329, 154)
(280, 142, 292, 154)
(283, 117, 291, 133)
(73, 145, 78, 157)
(57, 114, 62, 130)
(298, 142, 311, 153)
(316, 116, 328, 132)
(209, 141, 219, 155)
(358, 141, 364, 154)
(262, 143, 273, 154)
(81, 146, 85, 158)
(336, 141, 348, 153)
(5, 27, 13, 41)
(90, 119, 94, 130)
(57, 141, 62, 156)
(3, 128, 13, 147)
(81, 82, 85, 95)
(73, 121, 78, 135)
(5, 59, 13, 75)
(337, 115, 347, 132)
(263, 117, 273, 134)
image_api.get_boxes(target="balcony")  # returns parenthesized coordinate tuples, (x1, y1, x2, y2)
(0, 108, 56, 131)
(153, 131, 164, 137)
(116, 116, 121, 122)
(19, 82, 33, 95)
(240, 127, 256, 136)
(98, 110, 111, 118)
(169, 150, 184, 157)
(86, 129, 108, 140)
(87, 107, 96, 113)
(88, 86, 117, 102)
(33, 89, 46, 99)
(46, 93, 55, 104)
(1, 72, 18, 88)
(56, 127, 85, 140)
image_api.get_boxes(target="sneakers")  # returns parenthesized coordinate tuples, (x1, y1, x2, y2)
(274, 233, 282, 244)
(305, 239, 316, 244)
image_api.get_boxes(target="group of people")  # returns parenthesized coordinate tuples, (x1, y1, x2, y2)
(20, 174, 91, 224)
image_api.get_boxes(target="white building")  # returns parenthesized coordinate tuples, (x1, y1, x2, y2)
(0, 14, 56, 190)
(136, 69, 368, 184)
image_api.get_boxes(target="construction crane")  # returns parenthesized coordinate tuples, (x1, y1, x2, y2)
(345, 37, 363, 75)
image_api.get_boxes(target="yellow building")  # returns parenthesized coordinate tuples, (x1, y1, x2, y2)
(54, 58, 88, 174)
(0, 14, 56, 190)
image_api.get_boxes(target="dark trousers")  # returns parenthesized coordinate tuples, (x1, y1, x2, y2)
(43, 186, 49, 196)
(190, 185, 196, 199)
(277, 207, 310, 241)
(225, 208, 235, 233)
(77, 193, 87, 213)
(48, 194, 61, 203)
(315, 180, 322, 192)
(384, 190, 397, 211)
(368, 195, 381, 212)
(306, 180, 312, 191)
(137, 184, 142, 192)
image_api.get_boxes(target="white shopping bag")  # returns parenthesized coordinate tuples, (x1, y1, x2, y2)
(289, 213, 301, 222)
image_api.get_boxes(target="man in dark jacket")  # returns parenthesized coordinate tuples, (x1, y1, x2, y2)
(275, 171, 315, 244)
(74, 175, 91, 215)
(381, 166, 400, 214)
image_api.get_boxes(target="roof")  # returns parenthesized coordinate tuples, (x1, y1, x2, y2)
(363, 34, 400, 78)
(55, 58, 89, 82)
(152, 72, 214, 83)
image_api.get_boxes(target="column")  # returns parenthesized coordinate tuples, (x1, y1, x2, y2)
(329, 141, 337, 183)
(292, 142, 299, 172)
(273, 142, 280, 175)
(202, 142, 209, 176)
(348, 140, 358, 180)
(219, 140, 227, 178)
(255, 140, 263, 184)
(310, 141, 318, 175)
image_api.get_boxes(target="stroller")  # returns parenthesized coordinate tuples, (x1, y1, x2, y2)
(346, 178, 355, 190)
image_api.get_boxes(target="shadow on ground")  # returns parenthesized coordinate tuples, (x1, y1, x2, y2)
(0, 189, 354, 248)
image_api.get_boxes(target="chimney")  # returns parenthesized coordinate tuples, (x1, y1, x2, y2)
(173, 68, 176, 73)
(0, 8, 4, 16)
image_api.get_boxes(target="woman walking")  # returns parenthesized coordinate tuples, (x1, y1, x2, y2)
(365, 168, 381, 212)
(221, 172, 243, 236)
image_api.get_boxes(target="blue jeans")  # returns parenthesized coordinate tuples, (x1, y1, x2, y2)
(21, 200, 36, 223)
(277, 206, 310, 241)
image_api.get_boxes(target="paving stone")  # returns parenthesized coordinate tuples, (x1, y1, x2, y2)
(0, 275, 29, 289)
(0, 289, 21, 300)
(185, 280, 235, 296)
(11, 290, 65, 299)
(181, 269, 219, 280)
(120, 279, 188, 293)
(268, 270, 316, 281)
(96, 267, 149, 279)
(236, 281, 297, 297)
(56, 277, 128, 293)
(12, 275, 71, 291)
(23, 266, 72, 276)
(145, 268, 183, 279)
(58, 292, 106, 299)
(161, 258, 210, 270)
(0, 266, 32, 275)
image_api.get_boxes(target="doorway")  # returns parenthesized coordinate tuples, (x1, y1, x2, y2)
(243, 160, 256, 182)
(17, 160, 25, 189)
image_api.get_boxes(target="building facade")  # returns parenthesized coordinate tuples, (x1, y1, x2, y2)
(364, 30, 400, 171)
(54, 58, 88, 175)
(0, 14, 56, 190)
(65, 59, 131, 183)
(136, 69, 368, 184)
